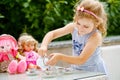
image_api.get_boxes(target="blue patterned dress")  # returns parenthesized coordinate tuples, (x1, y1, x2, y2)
(71, 28, 107, 74)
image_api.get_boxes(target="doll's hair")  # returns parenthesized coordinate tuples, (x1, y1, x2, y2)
(18, 33, 38, 54)
(73, 0, 107, 37)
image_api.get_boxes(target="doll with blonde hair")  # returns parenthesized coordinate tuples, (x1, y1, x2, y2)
(39, 0, 108, 75)
(17, 33, 40, 69)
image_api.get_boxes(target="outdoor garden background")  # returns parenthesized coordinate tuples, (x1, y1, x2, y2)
(0, 0, 120, 42)
(0, 1, 120, 80)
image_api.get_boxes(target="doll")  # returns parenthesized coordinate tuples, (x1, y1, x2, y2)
(17, 33, 40, 70)
(0, 34, 27, 73)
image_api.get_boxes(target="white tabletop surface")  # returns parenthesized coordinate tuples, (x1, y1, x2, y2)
(0, 69, 107, 80)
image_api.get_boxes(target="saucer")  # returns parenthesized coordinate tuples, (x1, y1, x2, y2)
(26, 70, 39, 76)
(42, 70, 56, 78)
(63, 68, 73, 74)
(42, 73, 56, 78)
(57, 67, 73, 74)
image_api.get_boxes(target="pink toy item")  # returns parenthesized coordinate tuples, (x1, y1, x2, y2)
(8, 60, 27, 74)
(7, 60, 17, 74)
(0, 34, 17, 62)
(0, 34, 27, 74)
(25, 51, 39, 68)
(17, 60, 27, 73)
(0, 34, 18, 72)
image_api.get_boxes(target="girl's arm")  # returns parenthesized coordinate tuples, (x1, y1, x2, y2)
(47, 31, 102, 65)
(39, 23, 74, 56)
(41, 23, 74, 47)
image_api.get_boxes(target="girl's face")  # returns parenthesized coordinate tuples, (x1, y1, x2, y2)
(75, 18, 95, 36)
(23, 42, 35, 52)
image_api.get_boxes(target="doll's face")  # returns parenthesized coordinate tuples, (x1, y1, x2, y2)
(23, 42, 35, 52)
(0, 45, 5, 52)
(0, 45, 10, 52)
(0, 40, 12, 53)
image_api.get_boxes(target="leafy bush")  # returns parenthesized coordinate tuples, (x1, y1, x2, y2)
(0, 0, 120, 42)
(105, 0, 120, 36)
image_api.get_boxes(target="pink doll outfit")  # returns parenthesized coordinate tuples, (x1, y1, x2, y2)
(0, 49, 17, 62)
(24, 51, 39, 68)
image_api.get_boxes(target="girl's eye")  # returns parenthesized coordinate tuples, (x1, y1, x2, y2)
(84, 25, 89, 28)
(76, 22, 81, 25)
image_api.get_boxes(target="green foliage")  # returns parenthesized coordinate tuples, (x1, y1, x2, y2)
(106, 0, 120, 36)
(101, 0, 120, 36)
(0, 0, 120, 42)
(0, 0, 46, 41)
(43, 0, 77, 41)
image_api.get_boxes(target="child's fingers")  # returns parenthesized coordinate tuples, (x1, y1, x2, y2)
(38, 49, 47, 57)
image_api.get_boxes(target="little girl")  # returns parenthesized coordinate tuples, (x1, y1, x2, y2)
(39, 0, 108, 75)
(17, 33, 40, 69)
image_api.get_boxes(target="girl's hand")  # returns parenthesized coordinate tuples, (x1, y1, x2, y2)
(38, 46, 47, 57)
(46, 53, 62, 66)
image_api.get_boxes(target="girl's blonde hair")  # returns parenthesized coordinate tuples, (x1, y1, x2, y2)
(18, 33, 38, 54)
(73, 0, 107, 36)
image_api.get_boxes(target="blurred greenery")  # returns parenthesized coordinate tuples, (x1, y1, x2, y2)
(0, 0, 120, 42)
(105, 0, 120, 36)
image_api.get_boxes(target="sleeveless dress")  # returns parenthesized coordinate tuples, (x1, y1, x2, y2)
(71, 28, 107, 74)
(24, 51, 39, 67)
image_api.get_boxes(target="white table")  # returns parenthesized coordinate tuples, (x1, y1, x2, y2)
(0, 70, 107, 80)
